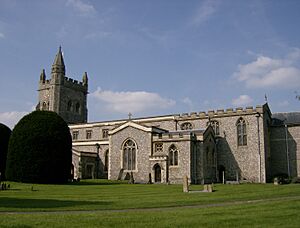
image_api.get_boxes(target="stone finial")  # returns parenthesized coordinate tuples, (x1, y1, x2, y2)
(82, 72, 88, 85)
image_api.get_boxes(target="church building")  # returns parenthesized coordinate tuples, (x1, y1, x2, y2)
(37, 48, 300, 184)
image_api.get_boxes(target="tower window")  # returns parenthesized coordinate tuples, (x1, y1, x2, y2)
(75, 102, 80, 113)
(237, 118, 247, 146)
(169, 145, 179, 166)
(67, 100, 72, 111)
(123, 139, 136, 171)
(42, 102, 47, 110)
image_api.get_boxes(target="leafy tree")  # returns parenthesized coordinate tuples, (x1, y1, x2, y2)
(0, 123, 11, 181)
(5, 111, 72, 183)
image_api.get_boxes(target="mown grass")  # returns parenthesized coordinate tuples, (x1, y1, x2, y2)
(0, 180, 299, 227)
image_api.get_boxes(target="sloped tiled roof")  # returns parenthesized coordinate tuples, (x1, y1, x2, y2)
(272, 112, 300, 126)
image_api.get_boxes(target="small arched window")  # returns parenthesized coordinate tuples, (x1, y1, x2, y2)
(237, 118, 247, 146)
(123, 139, 136, 171)
(180, 122, 193, 130)
(75, 102, 80, 113)
(42, 102, 47, 110)
(104, 150, 109, 172)
(67, 100, 72, 111)
(169, 145, 178, 166)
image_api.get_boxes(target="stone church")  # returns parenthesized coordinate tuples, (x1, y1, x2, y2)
(37, 48, 300, 184)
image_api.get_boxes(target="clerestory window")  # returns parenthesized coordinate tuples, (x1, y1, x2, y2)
(180, 122, 193, 130)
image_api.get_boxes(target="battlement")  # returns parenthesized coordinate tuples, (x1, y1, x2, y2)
(64, 76, 86, 87)
(177, 105, 264, 120)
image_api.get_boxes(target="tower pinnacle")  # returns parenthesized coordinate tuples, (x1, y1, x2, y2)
(51, 46, 65, 74)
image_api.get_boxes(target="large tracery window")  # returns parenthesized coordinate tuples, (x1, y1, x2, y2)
(169, 145, 178, 166)
(237, 118, 247, 146)
(123, 139, 136, 171)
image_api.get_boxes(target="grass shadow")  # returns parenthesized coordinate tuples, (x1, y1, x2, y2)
(68, 180, 128, 186)
(0, 197, 110, 209)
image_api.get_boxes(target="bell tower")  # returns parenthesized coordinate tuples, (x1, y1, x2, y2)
(37, 47, 88, 124)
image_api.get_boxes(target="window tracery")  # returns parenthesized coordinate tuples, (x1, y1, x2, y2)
(237, 118, 247, 146)
(169, 145, 178, 166)
(180, 122, 193, 130)
(123, 139, 136, 171)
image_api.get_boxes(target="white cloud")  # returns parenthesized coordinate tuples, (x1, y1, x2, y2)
(182, 97, 193, 107)
(66, 0, 96, 16)
(91, 88, 175, 114)
(0, 111, 28, 129)
(232, 95, 253, 107)
(278, 100, 289, 107)
(191, 0, 219, 26)
(0, 32, 4, 39)
(233, 50, 300, 89)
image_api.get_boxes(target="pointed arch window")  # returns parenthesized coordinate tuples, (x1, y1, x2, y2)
(42, 102, 47, 110)
(67, 100, 72, 111)
(75, 102, 80, 113)
(123, 139, 136, 171)
(237, 118, 247, 146)
(169, 145, 178, 166)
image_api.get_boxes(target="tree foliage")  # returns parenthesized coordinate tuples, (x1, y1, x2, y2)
(5, 111, 72, 183)
(0, 123, 11, 181)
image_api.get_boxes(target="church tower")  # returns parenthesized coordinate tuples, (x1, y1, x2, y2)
(37, 47, 88, 124)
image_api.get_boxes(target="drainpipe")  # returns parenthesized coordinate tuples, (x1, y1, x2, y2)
(284, 123, 290, 177)
(255, 112, 261, 183)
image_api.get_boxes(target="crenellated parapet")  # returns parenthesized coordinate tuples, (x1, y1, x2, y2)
(63, 76, 88, 92)
(176, 105, 264, 120)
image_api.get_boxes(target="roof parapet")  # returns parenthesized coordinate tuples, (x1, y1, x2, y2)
(177, 105, 265, 120)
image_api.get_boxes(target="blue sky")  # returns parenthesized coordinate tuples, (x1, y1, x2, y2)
(0, 0, 300, 128)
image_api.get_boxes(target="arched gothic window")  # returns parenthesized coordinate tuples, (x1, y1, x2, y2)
(169, 145, 178, 166)
(104, 150, 109, 172)
(180, 122, 193, 130)
(75, 102, 80, 113)
(123, 139, 136, 171)
(207, 120, 220, 136)
(237, 118, 247, 146)
(67, 100, 72, 111)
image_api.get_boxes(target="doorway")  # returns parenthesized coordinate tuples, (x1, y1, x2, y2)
(218, 165, 225, 183)
(154, 164, 161, 183)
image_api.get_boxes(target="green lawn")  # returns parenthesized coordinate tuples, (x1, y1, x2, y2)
(0, 180, 299, 227)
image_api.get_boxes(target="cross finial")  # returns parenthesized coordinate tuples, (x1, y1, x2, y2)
(264, 94, 268, 103)
(128, 112, 132, 120)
